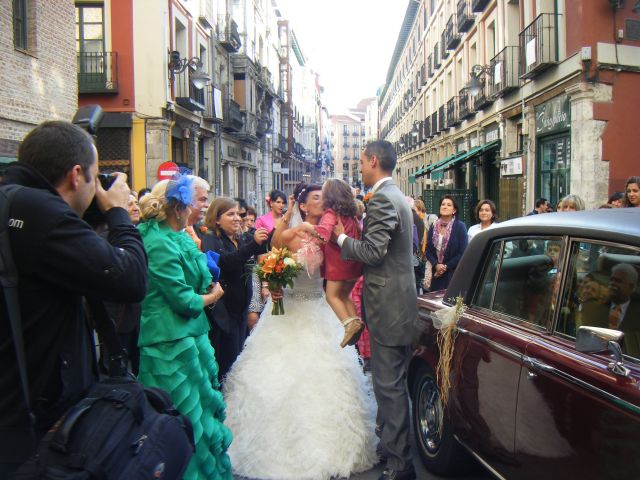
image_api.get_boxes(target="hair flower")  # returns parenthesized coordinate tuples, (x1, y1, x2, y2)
(166, 174, 194, 206)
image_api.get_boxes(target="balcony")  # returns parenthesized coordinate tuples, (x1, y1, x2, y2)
(431, 112, 438, 135)
(489, 46, 520, 97)
(223, 99, 243, 131)
(217, 14, 241, 52)
(438, 105, 447, 132)
(433, 43, 441, 69)
(457, 0, 474, 33)
(447, 97, 460, 128)
(203, 86, 223, 122)
(174, 68, 206, 112)
(458, 88, 474, 120)
(472, 0, 490, 13)
(255, 114, 271, 138)
(77, 51, 118, 94)
(519, 13, 558, 79)
(445, 16, 461, 51)
(473, 77, 494, 111)
(424, 117, 432, 138)
(343, 142, 349, 148)
(352, 130, 359, 136)
(421, 64, 427, 85)
(427, 54, 434, 77)
(275, 133, 287, 152)
(441, 31, 449, 59)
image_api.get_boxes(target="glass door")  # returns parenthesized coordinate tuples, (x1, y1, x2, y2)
(538, 134, 571, 209)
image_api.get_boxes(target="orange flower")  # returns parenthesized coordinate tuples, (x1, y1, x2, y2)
(363, 192, 373, 203)
(262, 255, 277, 274)
(199, 225, 208, 234)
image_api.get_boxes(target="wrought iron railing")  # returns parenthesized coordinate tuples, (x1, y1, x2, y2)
(474, 78, 494, 111)
(457, 0, 474, 33)
(438, 105, 447, 132)
(434, 43, 441, 68)
(174, 68, 206, 112)
(472, 0, 490, 13)
(445, 15, 462, 51)
(489, 46, 520, 97)
(447, 97, 460, 128)
(77, 51, 118, 93)
(428, 54, 434, 77)
(458, 88, 474, 119)
(441, 31, 449, 59)
(519, 13, 558, 78)
(424, 117, 431, 138)
(217, 14, 241, 52)
(431, 112, 438, 135)
(224, 99, 243, 131)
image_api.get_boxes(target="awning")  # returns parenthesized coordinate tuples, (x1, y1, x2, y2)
(431, 150, 467, 174)
(431, 139, 502, 174)
(409, 165, 430, 182)
(413, 153, 456, 180)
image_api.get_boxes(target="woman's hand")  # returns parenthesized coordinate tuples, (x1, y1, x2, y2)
(254, 227, 269, 245)
(261, 285, 271, 300)
(269, 286, 284, 301)
(203, 282, 224, 306)
(287, 194, 296, 211)
(434, 263, 447, 278)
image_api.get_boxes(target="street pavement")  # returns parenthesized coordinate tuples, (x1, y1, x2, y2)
(234, 432, 492, 480)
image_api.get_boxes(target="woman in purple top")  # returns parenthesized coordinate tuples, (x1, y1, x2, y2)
(254, 189, 286, 233)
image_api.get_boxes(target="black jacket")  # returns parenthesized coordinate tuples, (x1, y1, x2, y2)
(0, 163, 147, 439)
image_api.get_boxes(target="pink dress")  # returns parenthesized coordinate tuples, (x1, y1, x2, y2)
(314, 208, 363, 281)
(350, 276, 371, 359)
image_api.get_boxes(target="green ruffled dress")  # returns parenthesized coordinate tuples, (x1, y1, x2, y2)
(138, 219, 232, 480)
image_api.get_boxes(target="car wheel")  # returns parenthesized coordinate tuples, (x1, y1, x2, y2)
(411, 364, 472, 475)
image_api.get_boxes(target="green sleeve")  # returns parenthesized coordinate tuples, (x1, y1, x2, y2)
(146, 236, 205, 318)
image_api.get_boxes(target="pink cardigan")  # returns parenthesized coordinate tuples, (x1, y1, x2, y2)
(314, 208, 363, 281)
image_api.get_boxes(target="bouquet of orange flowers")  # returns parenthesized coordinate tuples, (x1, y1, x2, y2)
(255, 247, 303, 315)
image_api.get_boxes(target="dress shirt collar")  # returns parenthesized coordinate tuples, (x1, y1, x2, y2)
(371, 177, 393, 194)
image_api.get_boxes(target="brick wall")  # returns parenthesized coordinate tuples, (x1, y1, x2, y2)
(0, 0, 77, 151)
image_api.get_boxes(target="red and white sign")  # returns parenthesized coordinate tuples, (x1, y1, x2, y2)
(157, 161, 179, 181)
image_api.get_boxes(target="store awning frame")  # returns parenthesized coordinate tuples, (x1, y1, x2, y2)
(432, 139, 502, 174)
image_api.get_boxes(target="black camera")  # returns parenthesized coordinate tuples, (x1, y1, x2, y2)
(98, 173, 116, 190)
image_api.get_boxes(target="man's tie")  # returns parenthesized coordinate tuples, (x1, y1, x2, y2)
(609, 304, 622, 330)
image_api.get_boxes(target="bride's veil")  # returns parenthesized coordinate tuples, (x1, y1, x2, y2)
(288, 202, 303, 228)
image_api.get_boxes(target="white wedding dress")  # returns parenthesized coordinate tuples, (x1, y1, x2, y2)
(223, 266, 378, 479)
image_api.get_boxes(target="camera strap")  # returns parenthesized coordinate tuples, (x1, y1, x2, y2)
(0, 184, 37, 448)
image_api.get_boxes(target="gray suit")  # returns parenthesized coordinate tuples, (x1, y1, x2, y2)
(341, 179, 417, 471)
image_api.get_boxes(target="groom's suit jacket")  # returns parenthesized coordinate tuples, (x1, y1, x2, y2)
(341, 180, 418, 346)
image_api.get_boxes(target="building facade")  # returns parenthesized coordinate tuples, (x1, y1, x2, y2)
(330, 112, 365, 187)
(72, 0, 324, 211)
(1, 0, 77, 171)
(379, 0, 640, 224)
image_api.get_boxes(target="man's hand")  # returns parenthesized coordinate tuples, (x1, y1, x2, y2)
(332, 217, 345, 243)
(95, 172, 130, 213)
(254, 227, 269, 245)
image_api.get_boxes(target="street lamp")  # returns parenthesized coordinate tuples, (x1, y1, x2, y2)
(168, 50, 211, 89)
(467, 65, 486, 97)
(410, 120, 420, 139)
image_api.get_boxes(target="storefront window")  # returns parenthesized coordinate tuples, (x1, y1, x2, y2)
(538, 135, 571, 208)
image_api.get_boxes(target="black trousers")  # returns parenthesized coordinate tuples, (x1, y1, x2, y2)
(208, 311, 248, 384)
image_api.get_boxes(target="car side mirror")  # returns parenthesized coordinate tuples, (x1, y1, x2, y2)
(576, 326, 630, 377)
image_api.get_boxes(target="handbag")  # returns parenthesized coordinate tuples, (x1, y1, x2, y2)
(0, 185, 195, 480)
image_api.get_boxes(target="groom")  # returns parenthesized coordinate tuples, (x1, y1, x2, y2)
(335, 140, 417, 480)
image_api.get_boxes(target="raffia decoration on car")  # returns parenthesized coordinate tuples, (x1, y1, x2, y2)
(432, 296, 466, 409)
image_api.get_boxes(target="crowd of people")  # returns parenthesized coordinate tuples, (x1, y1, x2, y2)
(1, 117, 638, 480)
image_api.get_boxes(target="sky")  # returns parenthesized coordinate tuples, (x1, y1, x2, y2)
(275, 0, 409, 115)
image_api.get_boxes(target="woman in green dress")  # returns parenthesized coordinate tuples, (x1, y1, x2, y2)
(138, 176, 232, 480)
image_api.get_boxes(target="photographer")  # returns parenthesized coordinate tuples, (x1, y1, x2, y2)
(0, 121, 147, 475)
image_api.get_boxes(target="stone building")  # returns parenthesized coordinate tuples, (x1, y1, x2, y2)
(1, 0, 77, 172)
(379, 0, 640, 223)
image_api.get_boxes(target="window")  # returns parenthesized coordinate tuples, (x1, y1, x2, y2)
(556, 241, 640, 360)
(474, 237, 564, 328)
(76, 4, 105, 85)
(13, 0, 27, 50)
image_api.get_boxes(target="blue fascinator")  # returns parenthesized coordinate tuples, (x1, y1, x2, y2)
(205, 250, 221, 282)
(165, 174, 194, 207)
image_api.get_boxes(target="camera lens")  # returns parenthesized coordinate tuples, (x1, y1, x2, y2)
(98, 173, 116, 190)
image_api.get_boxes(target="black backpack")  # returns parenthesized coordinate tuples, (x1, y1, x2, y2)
(0, 185, 195, 479)
(12, 379, 194, 480)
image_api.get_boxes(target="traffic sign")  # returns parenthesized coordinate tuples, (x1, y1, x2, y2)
(157, 161, 179, 180)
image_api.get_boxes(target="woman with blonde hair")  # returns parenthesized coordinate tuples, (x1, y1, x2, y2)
(137, 176, 232, 480)
(560, 194, 586, 211)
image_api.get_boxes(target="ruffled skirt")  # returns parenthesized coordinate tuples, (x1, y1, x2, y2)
(224, 293, 378, 479)
(139, 334, 233, 480)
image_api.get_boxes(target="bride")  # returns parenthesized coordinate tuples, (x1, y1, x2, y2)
(223, 182, 378, 480)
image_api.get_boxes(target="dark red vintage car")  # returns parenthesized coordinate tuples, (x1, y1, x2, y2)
(409, 208, 640, 480)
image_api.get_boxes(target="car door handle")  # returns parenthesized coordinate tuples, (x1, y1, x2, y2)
(523, 356, 555, 373)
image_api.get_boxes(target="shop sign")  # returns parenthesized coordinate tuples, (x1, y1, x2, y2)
(500, 156, 523, 177)
(273, 163, 281, 172)
(536, 94, 570, 135)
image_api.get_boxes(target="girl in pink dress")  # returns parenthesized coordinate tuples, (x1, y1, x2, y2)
(301, 179, 364, 348)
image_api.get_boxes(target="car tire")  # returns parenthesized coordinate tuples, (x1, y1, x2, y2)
(411, 364, 473, 476)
